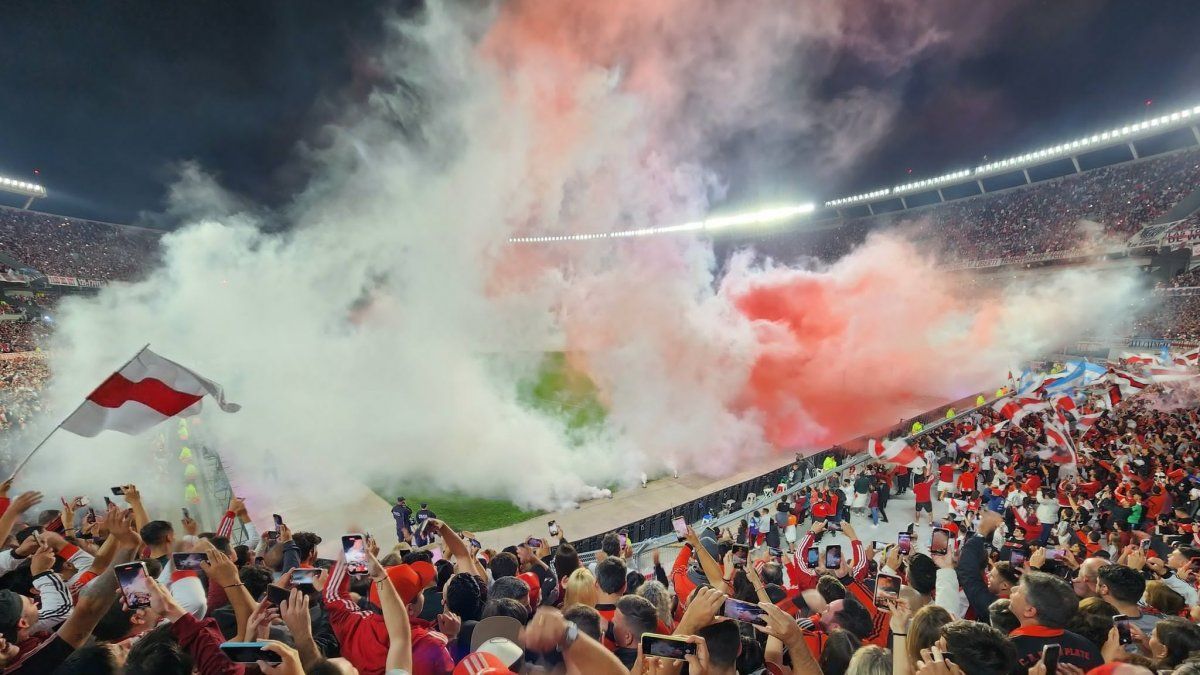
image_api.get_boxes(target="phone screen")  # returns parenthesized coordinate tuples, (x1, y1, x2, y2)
(273, 514, 283, 531)
(722, 598, 767, 625)
(897, 533, 912, 555)
(291, 568, 319, 586)
(619, 533, 627, 549)
(1010, 551, 1027, 567)
(930, 528, 950, 556)
(672, 516, 688, 539)
(641, 633, 698, 660)
(806, 548, 819, 567)
(548, 521, 559, 536)
(1140, 539, 1151, 550)
(1114, 615, 1133, 645)
(527, 537, 544, 549)
(342, 534, 368, 575)
(219, 642, 284, 665)
(1046, 548, 1065, 561)
(116, 562, 152, 609)
(825, 545, 842, 569)
(181, 507, 190, 520)
(265, 585, 291, 606)
(874, 573, 901, 610)
(171, 552, 209, 571)
(110, 486, 125, 496)
(1042, 643, 1061, 675)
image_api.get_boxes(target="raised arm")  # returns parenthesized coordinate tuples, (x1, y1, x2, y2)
(431, 519, 487, 579)
(683, 526, 726, 589)
(202, 546, 257, 640)
(526, 607, 627, 675)
(367, 551, 413, 673)
(120, 484, 150, 532)
(58, 509, 142, 647)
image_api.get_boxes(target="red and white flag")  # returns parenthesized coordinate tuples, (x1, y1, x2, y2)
(1101, 384, 1122, 411)
(1040, 421, 1077, 465)
(1148, 365, 1198, 384)
(1120, 353, 1156, 365)
(61, 348, 240, 438)
(1174, 346, 1200, 366)
(1053, 394, 1076, 415)
(1109, 369, 1150, 394)
(992, 396, 1049, 424)
(954, 420, 1008, 455)
(1074, 411, 1103, 436)
(868, 438, 925, 470)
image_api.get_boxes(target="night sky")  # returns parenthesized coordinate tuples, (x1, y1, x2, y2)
(1, 1, 1199, 225)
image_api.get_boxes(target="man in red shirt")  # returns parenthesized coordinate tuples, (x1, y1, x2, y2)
(937, 461, 956, 501)
(913, 472, 936, 526)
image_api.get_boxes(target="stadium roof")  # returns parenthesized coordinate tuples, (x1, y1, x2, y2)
(826, 102, 1200, 208)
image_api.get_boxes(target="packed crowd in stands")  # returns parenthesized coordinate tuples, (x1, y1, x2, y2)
(0, 357, 47, 441)
(0, 360, 1187, 675)
(749, 148, 1200, 267)
(0, 207, 160, 281)
(1133, 294, 1200, 341)
(0, 321, 49, 354)
(1163, 267, 1200, 289)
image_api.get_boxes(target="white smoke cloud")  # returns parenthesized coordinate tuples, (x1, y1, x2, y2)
(24, 0, 1133, 536)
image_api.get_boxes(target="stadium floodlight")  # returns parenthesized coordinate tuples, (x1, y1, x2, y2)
(0, 173, 46, 199)
(509, 202, 816, 243)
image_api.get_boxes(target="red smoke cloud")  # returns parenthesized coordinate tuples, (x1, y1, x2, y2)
(723, 233, 1002, 449)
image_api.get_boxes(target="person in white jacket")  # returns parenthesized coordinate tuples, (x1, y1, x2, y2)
(1035, 489, 1060, 545)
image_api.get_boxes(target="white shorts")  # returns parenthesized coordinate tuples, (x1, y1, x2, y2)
(937, 481, 955, 493)
(851, 492, 870, 509)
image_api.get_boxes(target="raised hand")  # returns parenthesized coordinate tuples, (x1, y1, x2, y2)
(201, 548, 241, 588)
(108, 509, 142, 549)
(121, 484, 141, 502)
(10, 491, 42, 515)
(754, 601, 803, 644)
(256, 640, 304, 675)
(437, 610, 461, 641)
(29, 541, 55, 576)
(279, 588, 313, 643)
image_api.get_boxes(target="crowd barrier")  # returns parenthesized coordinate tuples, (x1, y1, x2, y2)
(576, 391, 987, 564)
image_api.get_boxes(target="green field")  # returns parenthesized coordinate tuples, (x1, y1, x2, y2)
(372, 353, 604, 532)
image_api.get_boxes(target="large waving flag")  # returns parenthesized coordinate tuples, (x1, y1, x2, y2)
(868, 438, 925, 470)
(1075, 411, 1104, 436)
(1148, 364, 1199, 384)
(955, 420, 1008, 455)
(992, 396, 1050, 424)
(1109, 369, 1150, 394)
(1174, 346, 1200, 366)
(1040, 420, 1078, 465)
(61, 347, 240, 437)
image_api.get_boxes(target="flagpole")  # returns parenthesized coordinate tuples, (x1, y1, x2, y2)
(8, 343, 150, 480)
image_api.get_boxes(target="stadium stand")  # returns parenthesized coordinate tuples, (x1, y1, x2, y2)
(0, 205, 160, 281)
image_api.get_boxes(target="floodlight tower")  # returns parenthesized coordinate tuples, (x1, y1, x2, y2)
(0, 174, 46, 209)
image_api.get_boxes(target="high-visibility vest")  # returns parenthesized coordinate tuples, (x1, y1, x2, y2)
(995, 388, 1006, 398)
(823, 457, 837, 471)
(945, 408, 955, 419)
(911, 421, 924, 434)
(976, 395, 986, 407)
